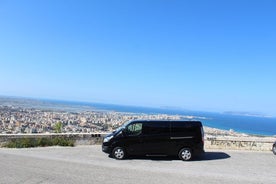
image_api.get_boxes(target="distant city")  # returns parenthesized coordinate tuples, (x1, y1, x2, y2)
(0, 97, 191, 134)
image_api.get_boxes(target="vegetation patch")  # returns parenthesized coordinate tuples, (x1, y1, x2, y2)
(4, 137, 75, 148)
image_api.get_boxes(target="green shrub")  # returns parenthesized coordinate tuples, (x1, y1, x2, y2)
(54, 122, 63, 133)
(4, 137, 74, 148)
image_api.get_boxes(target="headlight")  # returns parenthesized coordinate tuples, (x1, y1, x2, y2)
(103, 136, 113, 143)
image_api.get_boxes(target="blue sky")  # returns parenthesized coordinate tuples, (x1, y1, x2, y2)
(0, 0, 276, 115)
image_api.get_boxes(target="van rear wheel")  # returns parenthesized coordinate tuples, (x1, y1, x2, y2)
(179, 148, 192, 161)
(112, 147, 126, 160)
(273, 144, 276, 155)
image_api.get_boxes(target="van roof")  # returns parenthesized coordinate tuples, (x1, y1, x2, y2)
(130, 119, 201, 122)
(130, 120, 202, 125)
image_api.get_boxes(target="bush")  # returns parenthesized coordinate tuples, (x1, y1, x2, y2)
(4, 137, 75, 148)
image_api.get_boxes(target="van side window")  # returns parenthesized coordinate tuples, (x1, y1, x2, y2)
(126, 123, 142, 136)
(143, 122, 170, 135)
(171, 122, 196, 136)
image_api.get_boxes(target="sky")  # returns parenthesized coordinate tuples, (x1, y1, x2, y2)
(0, 0, 276, 115)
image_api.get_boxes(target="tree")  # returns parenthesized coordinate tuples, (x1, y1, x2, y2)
(54, 121, 63, 133)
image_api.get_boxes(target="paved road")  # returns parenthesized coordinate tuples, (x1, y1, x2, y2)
(0, 146, 275, 184)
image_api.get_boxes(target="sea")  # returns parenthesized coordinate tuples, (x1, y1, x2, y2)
(1, 96, 276, 136)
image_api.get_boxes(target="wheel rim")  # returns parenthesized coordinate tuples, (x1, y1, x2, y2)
(114, 148, 124, 159)
(181, 149, 191, 160)
(273, 146, 276, 153)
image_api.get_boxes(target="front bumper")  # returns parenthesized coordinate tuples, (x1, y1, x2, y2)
(102, 145, 111, 154)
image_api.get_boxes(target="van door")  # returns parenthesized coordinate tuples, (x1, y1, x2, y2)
(123, 122, 144, 155)
(141, 121, 171, 155)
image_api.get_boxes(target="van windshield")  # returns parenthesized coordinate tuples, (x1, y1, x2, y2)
(113, 121, 131, 134)
(121, 121, 131, 128)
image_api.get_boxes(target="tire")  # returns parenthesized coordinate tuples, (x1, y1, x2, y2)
(273, 144, 276, 155)
(178, 148, 192, 161)
(112, 147, 126, 160)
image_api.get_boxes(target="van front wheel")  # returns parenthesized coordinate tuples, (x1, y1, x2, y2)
(179, 148, 192, 161)
(112, 147, 126, 160)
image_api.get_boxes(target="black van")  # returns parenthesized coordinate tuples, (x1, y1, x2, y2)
(102, 120, 204, 161)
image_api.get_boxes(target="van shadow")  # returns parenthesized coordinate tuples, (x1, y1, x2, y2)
(195, 151, 231, 161)
(125, 151, 230, 161)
